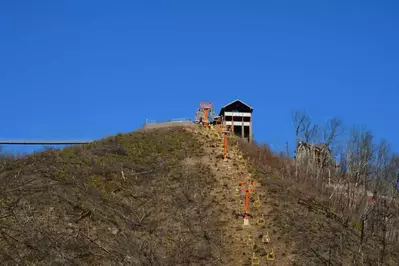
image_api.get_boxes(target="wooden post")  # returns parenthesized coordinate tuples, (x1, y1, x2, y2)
(224, 133, 228, 161)
(244, 189, 249, 218)
(204, 108, 209, 128)
(240, 181, 255, 226)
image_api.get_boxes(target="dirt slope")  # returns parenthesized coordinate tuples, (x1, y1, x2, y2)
(190, 127, 291, 265)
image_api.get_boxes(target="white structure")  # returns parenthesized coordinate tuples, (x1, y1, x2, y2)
(219, 99, 254, 142)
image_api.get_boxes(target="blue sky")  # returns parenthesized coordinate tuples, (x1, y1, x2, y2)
(0, 0, 398, 155)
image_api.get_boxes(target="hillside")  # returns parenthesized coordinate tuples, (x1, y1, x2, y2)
(237, 139, 399, 266)
(0, 127, 219, 265)
(0, 125, 398, 265)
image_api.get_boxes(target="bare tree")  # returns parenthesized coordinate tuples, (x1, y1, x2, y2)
(291, 110, 319, 144)
(303, 117, 319, 143)
(311, 117, 343, 183)
(345, 126, 374, 186)
(290, 111, 399, 264)
(323, 117, 343, 147)
(292, 110, 307, 146)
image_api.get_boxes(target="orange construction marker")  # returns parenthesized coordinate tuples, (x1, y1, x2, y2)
(239, 180, 255, 225)
(223, 133, 228, 161)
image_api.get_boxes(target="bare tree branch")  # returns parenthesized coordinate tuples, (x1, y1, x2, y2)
(292, 110, 307, 145)
(323, 117, 343, 146)
(291, 110, 319, 144)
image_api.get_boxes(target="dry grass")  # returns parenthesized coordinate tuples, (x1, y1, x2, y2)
(235, 138, 294, 178)
(0, 128, 223, 265)
(1, 126, 397, 265)
(235, 139, 399, 265)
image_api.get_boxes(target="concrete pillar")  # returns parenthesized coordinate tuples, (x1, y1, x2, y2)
(249, 118, 253, 143)
(241, 115, 244, 138)
(231, 113, 234, 134)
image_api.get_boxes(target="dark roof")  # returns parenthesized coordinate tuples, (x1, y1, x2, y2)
(219, 99, 253, 116)
(297, 141, 331, 153)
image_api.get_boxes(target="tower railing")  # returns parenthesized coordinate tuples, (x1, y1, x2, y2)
(144, 118, 193, 125)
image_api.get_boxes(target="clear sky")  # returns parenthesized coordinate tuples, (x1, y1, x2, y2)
(0, 0, 398, 155)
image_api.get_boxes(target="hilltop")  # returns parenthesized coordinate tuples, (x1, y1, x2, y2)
(0, 125, 398, 265)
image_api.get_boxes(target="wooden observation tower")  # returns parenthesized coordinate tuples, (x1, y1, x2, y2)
(195, 102, 215, 128)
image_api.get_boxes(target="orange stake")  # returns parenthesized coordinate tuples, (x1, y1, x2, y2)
(245, 189, 249, 217)
(239, 181, 255, 224)
(203, 108, 209, 128)
(223, 134, 228, 161)
(198, 102, 213, 128)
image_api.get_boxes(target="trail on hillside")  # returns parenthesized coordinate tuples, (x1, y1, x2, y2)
(191, 126, 291, 265)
